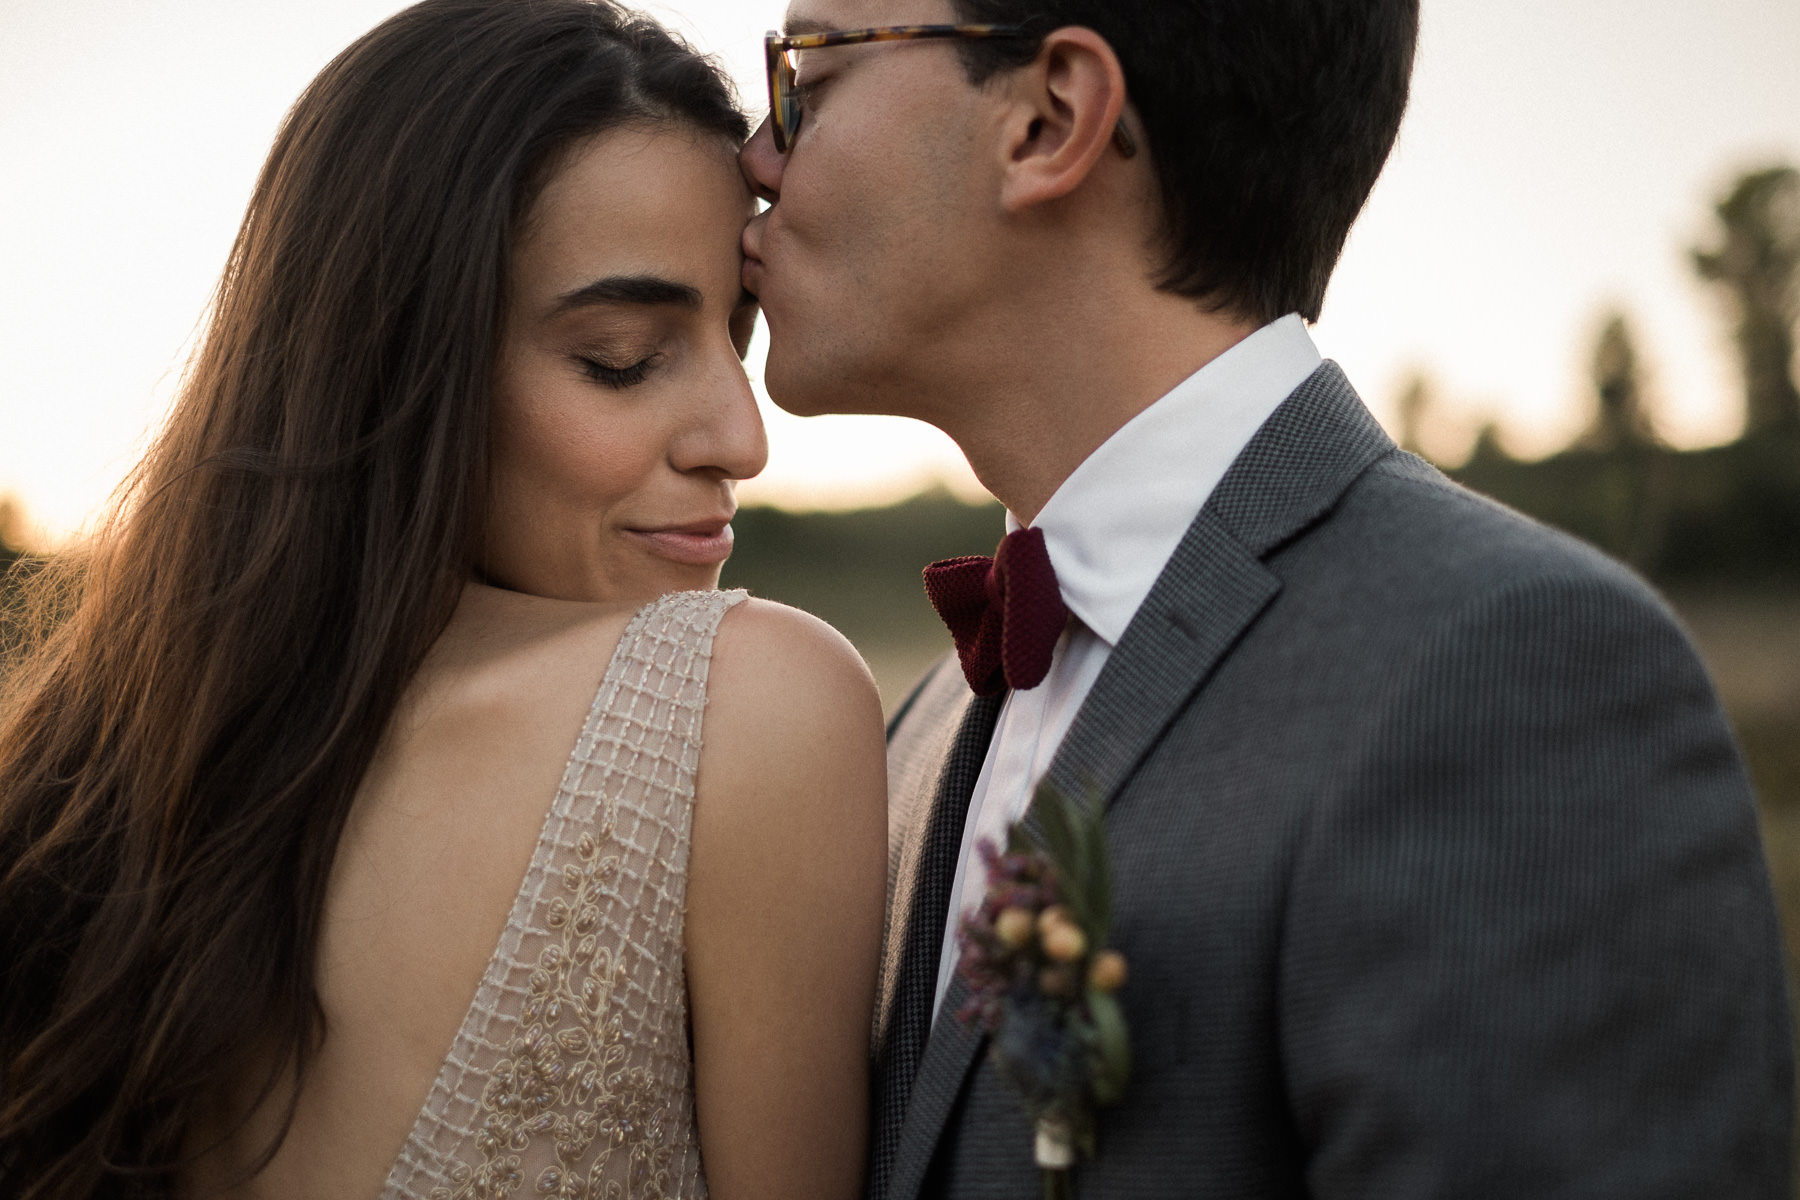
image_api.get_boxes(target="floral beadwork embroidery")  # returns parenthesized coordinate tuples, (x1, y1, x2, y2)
(384, 591, 737, 1200)
(430, 831, 680, 1200)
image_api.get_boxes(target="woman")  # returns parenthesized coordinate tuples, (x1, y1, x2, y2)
(0, 2, 887, 1197)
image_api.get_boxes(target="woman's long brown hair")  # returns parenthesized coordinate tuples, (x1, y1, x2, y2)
(0, 3, 748, 1193)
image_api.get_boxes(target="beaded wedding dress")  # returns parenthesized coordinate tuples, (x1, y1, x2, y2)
(380, 589, 745, 1200)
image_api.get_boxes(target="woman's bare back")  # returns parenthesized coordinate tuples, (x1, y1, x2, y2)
(187, 585, 701, 1195)
(183, 582, 887, 1200)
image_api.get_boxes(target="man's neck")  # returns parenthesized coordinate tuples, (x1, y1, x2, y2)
(929, 290, 1261, 524)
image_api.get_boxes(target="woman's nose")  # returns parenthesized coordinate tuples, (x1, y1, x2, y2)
(676, 353, 768, 483)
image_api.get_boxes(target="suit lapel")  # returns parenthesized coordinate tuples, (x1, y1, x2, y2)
(885, 363, 1395, 1198)
(886, 526, 1283, 1200)
(874, 666, 1001, 1200)
(888, 972, 984, 1200)
(1046, 360, 1393, 813)
(1046, 516, 1278, 810)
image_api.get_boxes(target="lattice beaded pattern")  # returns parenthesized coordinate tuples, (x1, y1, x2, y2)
(381, 589, 746, 1200)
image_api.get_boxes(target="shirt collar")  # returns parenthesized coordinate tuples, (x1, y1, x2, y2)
(1010, 314, 1323, 646)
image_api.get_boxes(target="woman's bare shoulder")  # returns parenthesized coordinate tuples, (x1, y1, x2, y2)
(686, 597, 886, 1199)
(713, 593, 863, 655)
(706, 598, 882, 747)
(699, 597, 885, 813)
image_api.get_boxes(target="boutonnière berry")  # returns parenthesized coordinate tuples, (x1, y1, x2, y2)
(955, 781, 1130, 1200)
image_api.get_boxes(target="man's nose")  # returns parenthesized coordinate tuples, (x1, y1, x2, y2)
(740, 116, 785, 204)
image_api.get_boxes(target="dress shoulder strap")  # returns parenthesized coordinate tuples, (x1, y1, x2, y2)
(561, 587, 748, 802)
(382, 588, 745, 1200)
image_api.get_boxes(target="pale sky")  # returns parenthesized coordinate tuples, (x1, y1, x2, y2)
(2, 0, 1797, 544)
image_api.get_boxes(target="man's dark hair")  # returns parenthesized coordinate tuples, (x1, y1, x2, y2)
(952, 0, 1419, 324)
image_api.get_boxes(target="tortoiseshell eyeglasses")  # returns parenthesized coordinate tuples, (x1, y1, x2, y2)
(764, 24, 1138, 159)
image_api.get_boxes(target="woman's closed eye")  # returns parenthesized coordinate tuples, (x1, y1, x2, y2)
(577, 351, 662, 389)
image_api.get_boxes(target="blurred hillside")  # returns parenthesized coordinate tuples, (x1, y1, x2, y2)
(720, 490, 1003, 710)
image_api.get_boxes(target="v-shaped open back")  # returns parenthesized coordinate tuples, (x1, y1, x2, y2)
(381, 589, 745, 1200)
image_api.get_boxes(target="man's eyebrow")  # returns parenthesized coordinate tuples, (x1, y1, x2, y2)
(551, 275, 702, 314)
(782, 16, 835, 35)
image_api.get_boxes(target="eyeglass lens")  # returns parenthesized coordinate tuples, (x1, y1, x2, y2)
(773, 48, 800, 152)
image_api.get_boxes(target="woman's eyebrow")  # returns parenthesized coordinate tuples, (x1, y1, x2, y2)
(552, 274, 702, 314)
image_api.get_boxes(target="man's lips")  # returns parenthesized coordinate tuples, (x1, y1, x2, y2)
(625, 521, 736, 567)
(741, 224, 766, 295)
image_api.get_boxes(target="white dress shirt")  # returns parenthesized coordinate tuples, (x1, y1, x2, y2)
(931, 314, 1324, 1019)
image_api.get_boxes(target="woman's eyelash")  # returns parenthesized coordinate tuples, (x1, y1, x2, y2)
(578, 354, 659, 389)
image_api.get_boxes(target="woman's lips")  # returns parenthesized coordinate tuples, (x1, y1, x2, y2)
(626, 522, 735, 566)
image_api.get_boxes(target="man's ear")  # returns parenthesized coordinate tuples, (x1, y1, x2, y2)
(997, 27, 1130, 214)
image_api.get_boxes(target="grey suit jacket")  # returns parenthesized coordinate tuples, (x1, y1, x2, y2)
(874, 363, 1793, 1199)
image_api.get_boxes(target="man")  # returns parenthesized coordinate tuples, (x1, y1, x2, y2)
(740, 1, 1793, 1196)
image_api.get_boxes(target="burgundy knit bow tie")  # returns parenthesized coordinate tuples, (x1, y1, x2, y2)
(923, 527, 1070, 697)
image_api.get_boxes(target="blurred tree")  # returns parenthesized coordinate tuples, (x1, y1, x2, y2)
(1466, 420, 1510, 467)
(1692, 165, 1800, 438)
(1566, 310, 1668, 568)
(1581, 310, 1657, 450)
(1394, 371, 1436, 458)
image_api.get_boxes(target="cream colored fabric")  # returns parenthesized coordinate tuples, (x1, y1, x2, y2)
(381, 589, 746, 1200)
